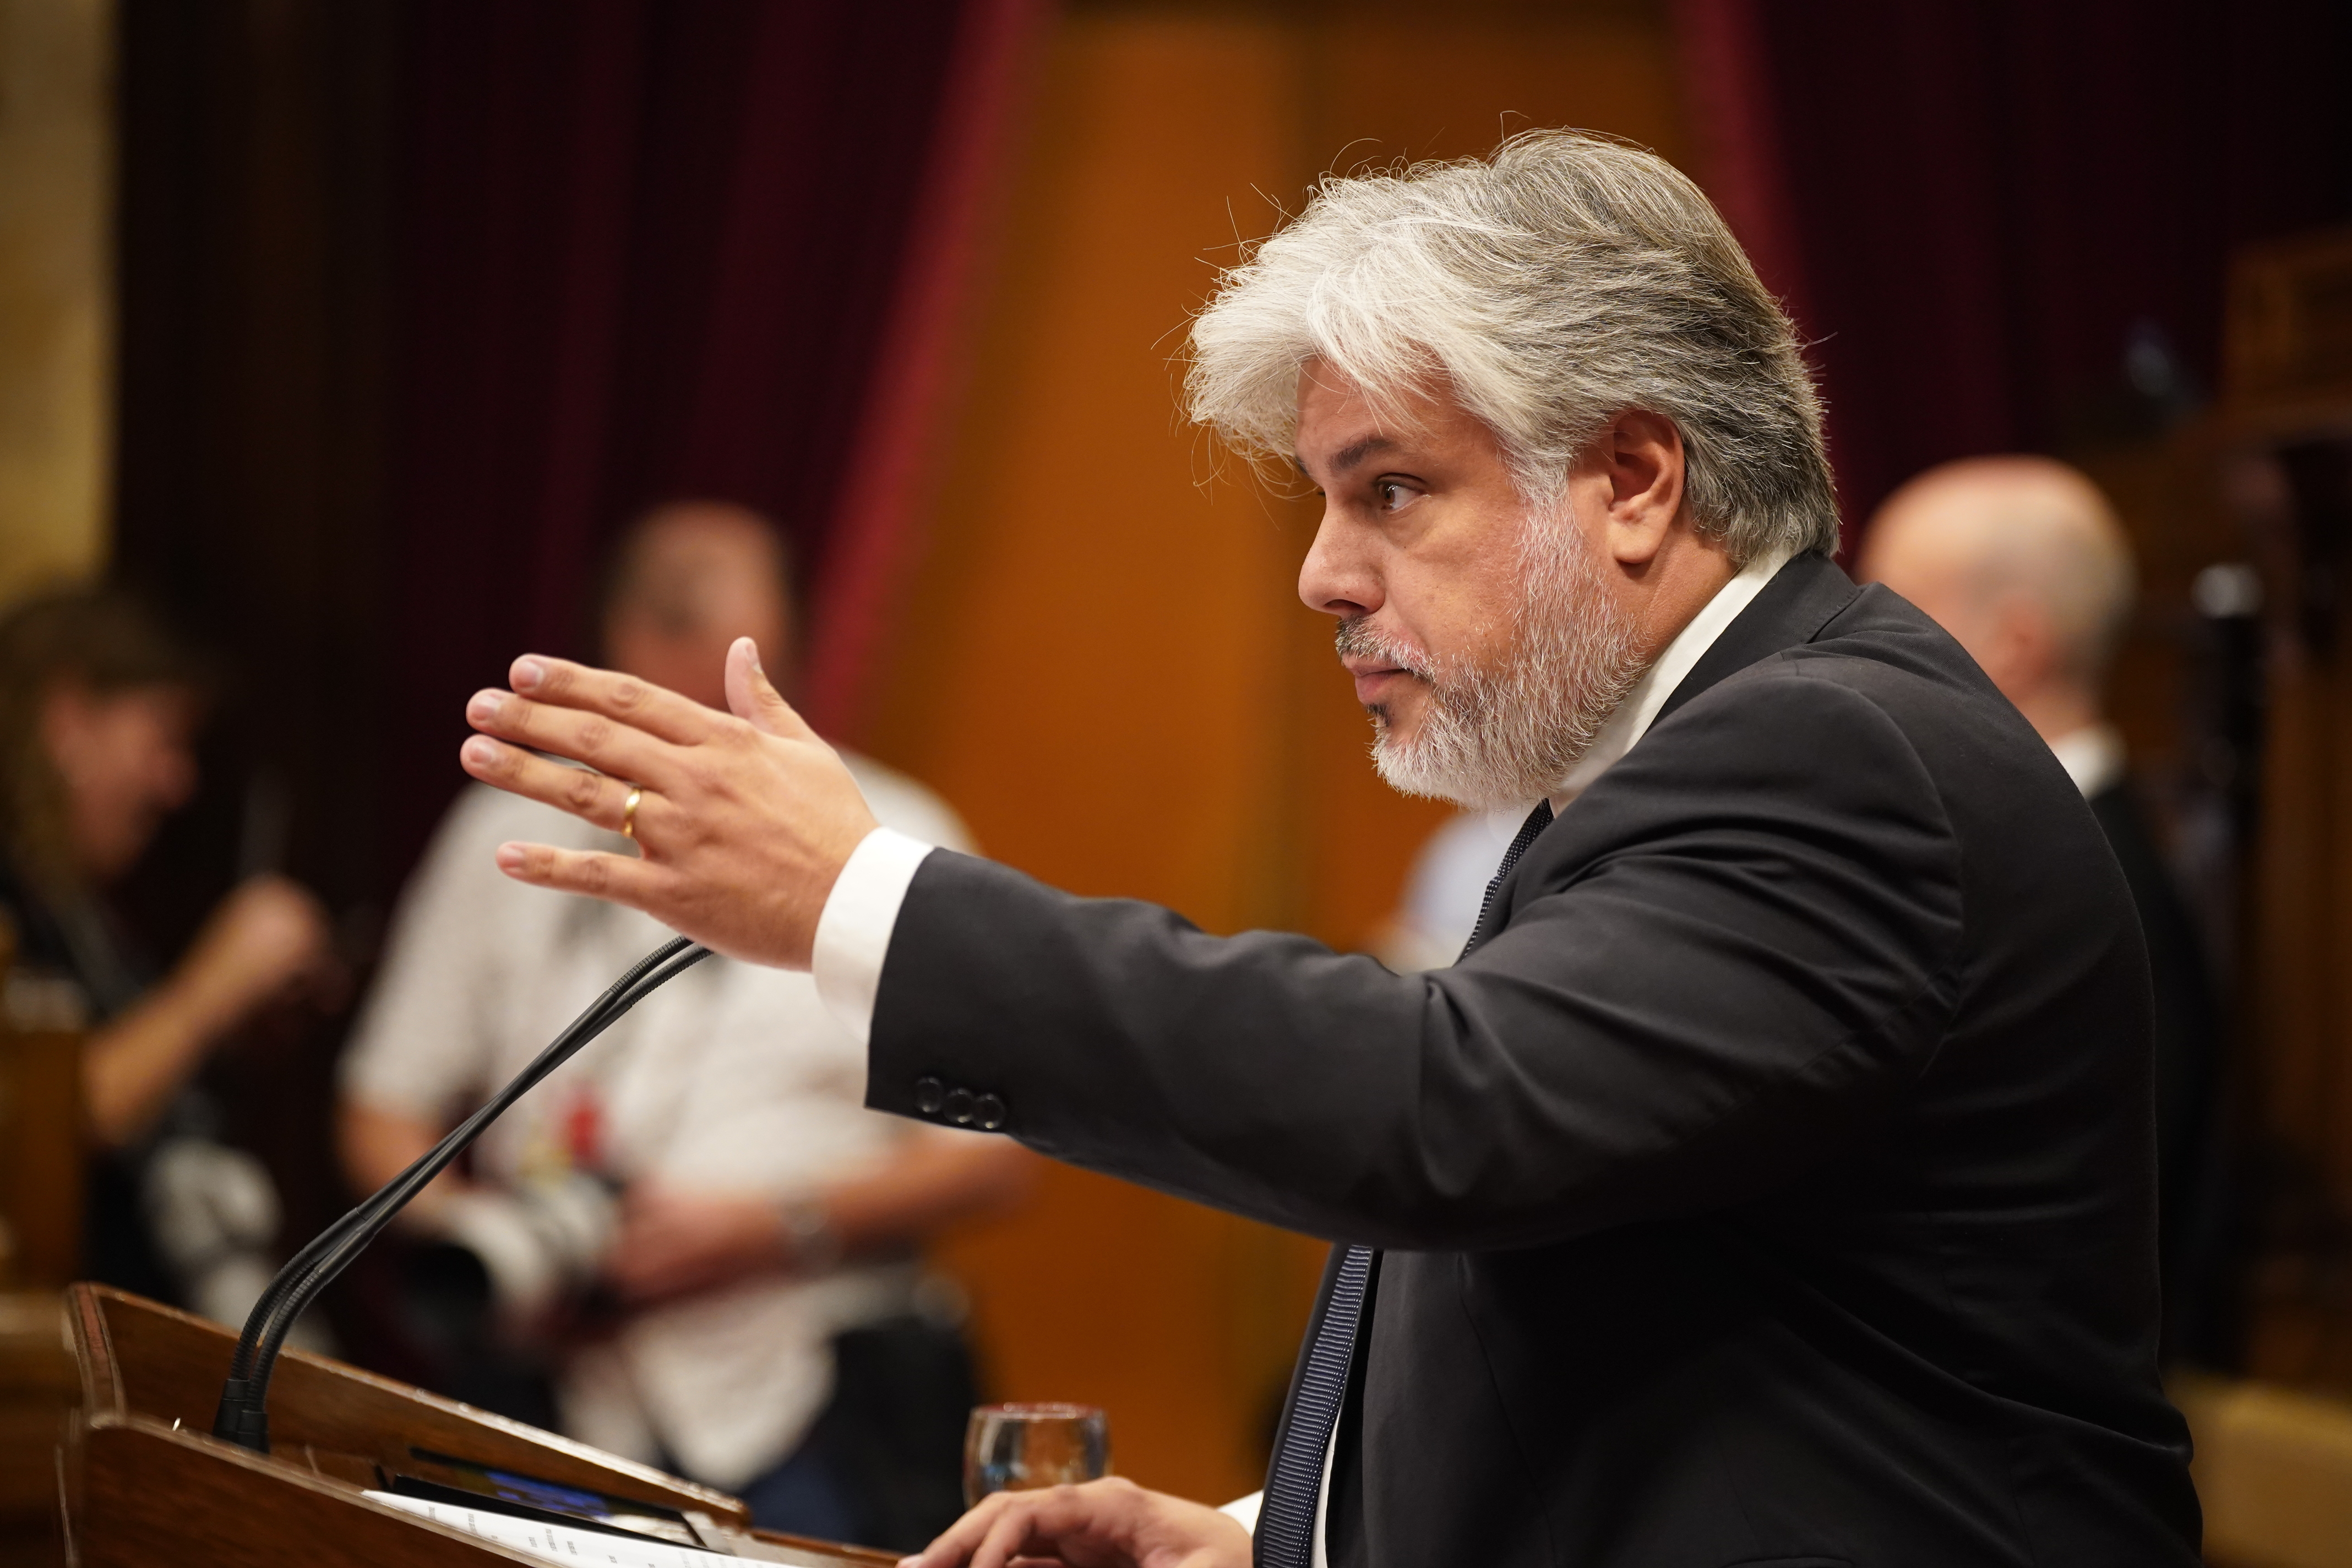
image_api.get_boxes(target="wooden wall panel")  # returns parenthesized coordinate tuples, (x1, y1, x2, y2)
(0, 0, 113, 608)
(2215, 230, 2352, 1391)
(869, 12, 1322, 1505)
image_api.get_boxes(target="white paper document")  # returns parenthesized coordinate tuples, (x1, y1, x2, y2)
(364, 1491, 739, 1566)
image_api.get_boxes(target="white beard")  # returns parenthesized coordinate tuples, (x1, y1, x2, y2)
(1338, 514, 1648, 810)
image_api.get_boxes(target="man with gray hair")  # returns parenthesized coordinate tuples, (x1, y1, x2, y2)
(451, 133, 2201, 1565)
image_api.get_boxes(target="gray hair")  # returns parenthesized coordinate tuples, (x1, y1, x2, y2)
(1185, 130, 1838, 563)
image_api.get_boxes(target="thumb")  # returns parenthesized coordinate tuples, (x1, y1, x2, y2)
(725, 637, 815, 739)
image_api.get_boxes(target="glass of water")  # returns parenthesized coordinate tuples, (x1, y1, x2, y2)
(962, 1403, 1110, 1507)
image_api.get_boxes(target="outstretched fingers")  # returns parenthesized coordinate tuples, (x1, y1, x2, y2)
(460, 736, 655, 838)
(507, 654, 726, 745)
(466, 685, 686, 793)
(490, 840, 667, 909)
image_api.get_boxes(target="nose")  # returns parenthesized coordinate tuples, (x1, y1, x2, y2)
(1298, 506, 1380, 620)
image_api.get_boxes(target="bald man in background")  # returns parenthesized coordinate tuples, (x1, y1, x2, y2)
(1861, 458, 2226, 1356)
(340, 501, 1029, 1544)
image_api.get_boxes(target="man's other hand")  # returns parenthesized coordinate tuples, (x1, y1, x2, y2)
(458, 638, 877, 968)
(899, 1478, 1250, 1568)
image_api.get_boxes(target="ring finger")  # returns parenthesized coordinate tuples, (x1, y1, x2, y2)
(460, 738, 652, 841)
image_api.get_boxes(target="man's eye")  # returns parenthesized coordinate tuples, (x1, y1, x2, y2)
(1375, 480, 1412, 510)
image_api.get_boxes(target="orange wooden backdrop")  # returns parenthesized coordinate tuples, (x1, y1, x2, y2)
(854, 0, 1694, 1505)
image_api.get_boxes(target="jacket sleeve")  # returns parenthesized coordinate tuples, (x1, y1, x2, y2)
(865, 665, 1966, 1249)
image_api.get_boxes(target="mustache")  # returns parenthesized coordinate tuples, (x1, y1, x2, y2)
(1334, 617, 1435, 682)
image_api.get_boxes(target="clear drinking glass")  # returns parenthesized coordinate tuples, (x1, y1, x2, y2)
(962, 1402, 1111, 1507)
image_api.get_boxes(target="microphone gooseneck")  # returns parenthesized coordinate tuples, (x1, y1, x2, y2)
(211, 934, 715, 1452)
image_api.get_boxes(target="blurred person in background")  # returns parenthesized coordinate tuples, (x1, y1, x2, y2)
(1375, 810, 1531, 972)
(337, 500, 1030, 1545)
(0, 587, 336, 1322)
(1859, 455, 2228, 1357)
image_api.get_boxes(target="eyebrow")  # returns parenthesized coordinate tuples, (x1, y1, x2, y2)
(1295, 433, 1400, 481)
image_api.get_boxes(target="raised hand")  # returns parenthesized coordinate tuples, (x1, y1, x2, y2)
(899, 1479, 1251, 1568)
(458, 638, 878, 968)
(177, 873, 336, 1022)
(83, 873, 340, 1148)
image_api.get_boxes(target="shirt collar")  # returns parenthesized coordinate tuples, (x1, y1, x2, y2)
(1549, 546, 1794, 812)
(2046, 723, 2125, 799)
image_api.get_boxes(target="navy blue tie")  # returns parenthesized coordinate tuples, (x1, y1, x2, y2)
(1459, 799, 1557, 961)
(1254, 800, 1555, 1568)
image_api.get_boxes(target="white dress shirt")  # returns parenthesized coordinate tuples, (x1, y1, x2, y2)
(810, 547, 1794, 1553)
(2046, 722, 2126, 799)
(1546, 544, 1793, 812)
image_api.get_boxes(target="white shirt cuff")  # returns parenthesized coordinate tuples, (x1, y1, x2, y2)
(811, 826, 936, 1046)
(1218, 1491, 1261, 1534)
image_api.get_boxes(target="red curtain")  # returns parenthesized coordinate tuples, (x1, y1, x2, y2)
(383, 0, 1039, 877)
(1675, 0, 2352, 540)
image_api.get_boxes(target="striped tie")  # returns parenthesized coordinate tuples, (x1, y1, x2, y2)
(1254, 1245, 1374, 1568)
(1254, 800, 1555, 1568)
(1460, 800, 1557, 960)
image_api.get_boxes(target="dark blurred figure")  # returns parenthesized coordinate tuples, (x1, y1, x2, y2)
(1860, 458, 2228, 1356)
(0, 587, 335, 1322)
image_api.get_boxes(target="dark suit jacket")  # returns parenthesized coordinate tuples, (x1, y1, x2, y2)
(867, 553, 2201, 1567)
(2085, 780, 2226, 1356)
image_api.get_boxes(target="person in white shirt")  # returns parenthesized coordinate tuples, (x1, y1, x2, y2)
(337, 502, 1030, 1543)
(1858, 454, 2228, 1354)
(1372, 806, 1531, 971)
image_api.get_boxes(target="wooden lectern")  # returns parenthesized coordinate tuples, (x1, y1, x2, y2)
(54, 1283, 897, 1567)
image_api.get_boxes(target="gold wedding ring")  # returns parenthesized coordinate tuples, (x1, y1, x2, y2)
(620, 786, 643, 840)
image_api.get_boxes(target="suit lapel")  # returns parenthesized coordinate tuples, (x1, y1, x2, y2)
(1461, 552, 1862, 954)
(1651, 550, 1860, 728)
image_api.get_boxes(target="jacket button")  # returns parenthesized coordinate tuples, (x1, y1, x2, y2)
(973, 1094, 1006, 1131)
(943, 1088, 976, 1126)
(915, 1076, 945, 1114)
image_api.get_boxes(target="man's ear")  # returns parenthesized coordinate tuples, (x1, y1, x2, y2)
(1599, 410, 1687, 568)
(1982, 596, 2063, 699)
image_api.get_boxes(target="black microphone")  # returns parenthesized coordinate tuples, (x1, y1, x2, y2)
(211, 934, 715, 1452)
